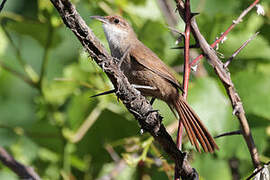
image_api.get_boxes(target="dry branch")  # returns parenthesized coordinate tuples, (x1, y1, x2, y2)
(0, 147, 41, 180)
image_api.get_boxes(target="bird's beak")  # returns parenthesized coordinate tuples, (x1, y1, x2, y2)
(90, 16, 108, 24)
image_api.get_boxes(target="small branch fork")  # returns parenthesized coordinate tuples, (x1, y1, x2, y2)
(50, 0, 197, 179)
(0, 147, 41, 180)
(174, 0, 261, 170)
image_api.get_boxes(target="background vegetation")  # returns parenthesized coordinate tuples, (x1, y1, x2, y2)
(0, 0, 269, 179)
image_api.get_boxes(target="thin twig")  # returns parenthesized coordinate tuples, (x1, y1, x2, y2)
(156, 0, 179, 36)
(39, 19, 54, 88)
(70, 103, 104, 143)
(1, 26, 27, 70)
(0, 147, 41, 180)
(175, 0, 191, 179)
(1, 25, 39, 83)
(54, 77, 94, 89)
(224, 32, 259, 67)
(214, 130, 242, 139)
(0, 61, 38, 88)
(190, 0, 260, 67)
(105, 144, 120, 162)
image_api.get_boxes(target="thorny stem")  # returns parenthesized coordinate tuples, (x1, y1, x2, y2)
(190, 0, 260, 67)
(175, 0, 191, 179)
(182, 0, 191, 99)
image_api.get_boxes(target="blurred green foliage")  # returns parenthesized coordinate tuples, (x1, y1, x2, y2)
(0, 0, 269, 179)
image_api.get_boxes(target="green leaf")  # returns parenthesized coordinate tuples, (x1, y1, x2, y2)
(76, 109, 138, 177)
(26, 121, 63, 154)
(233, 70, 270, 120)
(97, 162, 136, 180)
(188, 77, 232, 134)
(126, 0, 162, 21)
(192, 155, 232, 180)
(0, 171, 18, 180)
(4, 19, 62, 48)
(11, 136, 38, 164)
(0, 129, 18, 147)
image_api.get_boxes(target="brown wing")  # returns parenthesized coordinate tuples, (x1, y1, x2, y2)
(130, 40, 182, 90)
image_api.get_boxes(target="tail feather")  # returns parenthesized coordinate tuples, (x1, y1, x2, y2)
(174, 96, 219, 153)
(181, 101, 217, 152)
(179, 101, 209, 152)
(177, 105, 199, 149)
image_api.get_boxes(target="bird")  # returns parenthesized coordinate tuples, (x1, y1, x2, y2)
(91, 15, 219, 153)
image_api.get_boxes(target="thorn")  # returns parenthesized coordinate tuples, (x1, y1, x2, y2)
(90, 89, 116, 98)
(150, 97, 156, 105)
(171, 44, 199, 49)
(214, 130, 242, 138)
(149, 109, 159, 113)
(191, 12, 200, 17)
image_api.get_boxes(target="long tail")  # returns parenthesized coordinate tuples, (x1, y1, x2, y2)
(173, 96, 219, 153)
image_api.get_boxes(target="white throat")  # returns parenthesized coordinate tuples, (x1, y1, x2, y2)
(102, 23, 129, 58)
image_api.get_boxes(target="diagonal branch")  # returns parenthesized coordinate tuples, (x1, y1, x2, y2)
(49, 0, 197, 179)
(0, 0, 7, 13)
(174, 0, 261, 169)
(190, 0, 260, 67)
(0, 147, 41, 180)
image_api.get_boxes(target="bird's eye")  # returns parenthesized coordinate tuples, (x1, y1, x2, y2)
(114, 18, 119, 24)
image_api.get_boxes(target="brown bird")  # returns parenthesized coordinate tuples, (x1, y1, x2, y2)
(91, 15, 219, 153)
